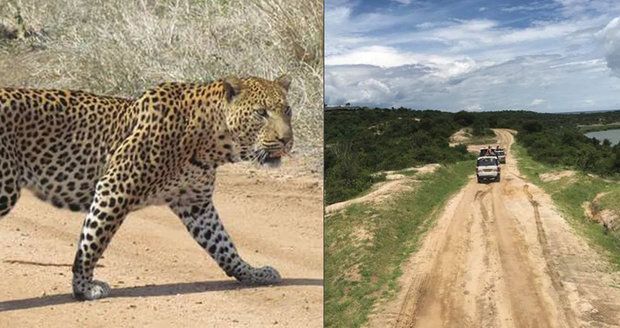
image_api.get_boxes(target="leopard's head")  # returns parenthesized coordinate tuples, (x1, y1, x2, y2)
(223, 75, 293, 168)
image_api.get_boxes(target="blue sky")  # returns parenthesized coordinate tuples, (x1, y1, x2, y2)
(325, 0, 620, 112)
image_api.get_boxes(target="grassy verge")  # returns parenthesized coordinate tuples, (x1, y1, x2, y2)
(512, 143, 620, 268)
(324, 160, 473, 328)
(598, 190, 620, 215)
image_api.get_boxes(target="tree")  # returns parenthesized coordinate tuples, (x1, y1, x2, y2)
(454, 111, 475, 126)
(471, 119, 489, 136)
(522, 120, 543, 133)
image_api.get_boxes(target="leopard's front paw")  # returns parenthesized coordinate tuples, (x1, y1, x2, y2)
(237, 265, 282, 285)
(73, 280, 111, 301)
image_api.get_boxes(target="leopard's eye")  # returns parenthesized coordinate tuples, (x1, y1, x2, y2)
(284, 106, 292, 117)
(257, 108, 268, 118)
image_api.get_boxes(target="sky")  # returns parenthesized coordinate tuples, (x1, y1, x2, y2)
(325, 0, 620, 112)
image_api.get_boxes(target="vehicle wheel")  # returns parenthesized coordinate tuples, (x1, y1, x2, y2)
(496, 174, 501, 182)
(477, 177, 482, 183)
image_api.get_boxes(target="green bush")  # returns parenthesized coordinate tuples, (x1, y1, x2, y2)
(518, 126, 619, 177)
(325, 107, 473, 204)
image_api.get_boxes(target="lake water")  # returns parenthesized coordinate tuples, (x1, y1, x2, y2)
(585, 128, 620, 145)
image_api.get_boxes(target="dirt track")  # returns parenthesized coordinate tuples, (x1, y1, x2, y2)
(0, 162, 323, 327)
(370, 129, 620, 328)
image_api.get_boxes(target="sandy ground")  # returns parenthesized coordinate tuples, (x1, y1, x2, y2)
(368, 129, 620, 328)
(0, 160, 323, 327)
(540, 170, 576, 182)
(449, 128, 471, 146)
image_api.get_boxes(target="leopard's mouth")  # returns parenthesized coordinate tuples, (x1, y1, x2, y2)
(254, 149, 285, 168)
(263, 152, 282, 167)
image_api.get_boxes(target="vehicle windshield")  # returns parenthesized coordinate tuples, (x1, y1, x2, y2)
(496, 151, 505, 156)
(477, 158, 498, 166)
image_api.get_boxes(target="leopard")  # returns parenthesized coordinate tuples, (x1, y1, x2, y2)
(0, 75, 293, 300)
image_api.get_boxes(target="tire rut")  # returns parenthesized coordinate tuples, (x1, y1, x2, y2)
(381, 129, 580, 328)
(371, 129, 620, 328)
(523, 185, 579, 327)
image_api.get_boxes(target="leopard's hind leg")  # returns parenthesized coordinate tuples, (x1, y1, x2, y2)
(0, 148, 21, 218)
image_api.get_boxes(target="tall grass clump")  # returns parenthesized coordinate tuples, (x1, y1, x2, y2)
(0, 0, 323, 168)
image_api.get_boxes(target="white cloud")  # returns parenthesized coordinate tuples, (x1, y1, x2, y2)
(464, 103, 482, 111)
(326, 54, 620, 111)
(501, 2, 557, 13)
(325, 0, 620, 111)
(412, 18, 588, 54)
(325, 45, 477, 79)
(598, 17, 620, 77)
(554, 0, 620, 17)
(326, 45, 415, 67)
(357, 79, 395, 104)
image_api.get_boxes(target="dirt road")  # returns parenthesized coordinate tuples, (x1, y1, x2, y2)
(0, 162, 323, 327)
(370, 129, 620, 328)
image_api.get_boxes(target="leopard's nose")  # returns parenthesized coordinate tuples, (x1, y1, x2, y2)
(277, 125, 293, 144)
(277, 134, 293, 152)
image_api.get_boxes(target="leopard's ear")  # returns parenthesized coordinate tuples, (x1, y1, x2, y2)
(276, 74, 292, 92)
(223, 76, 244, 103)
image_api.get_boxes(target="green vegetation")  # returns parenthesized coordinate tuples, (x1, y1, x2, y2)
(513, 144, 620, 268)
(0, 0, 323, 162)
(472, 109, 620, 128)
(325, 160, 473, 328)
(460, 110, 620, 177)
(325, 107, 475, 204)
(598, 190, 620, 217)
(325, 106, 620, 205)
(324, 105, 620, 327)
(518, 125, 620, 177)
(579, 123, 620, 133)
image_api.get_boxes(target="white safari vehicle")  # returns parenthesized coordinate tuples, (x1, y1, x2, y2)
(476, 156, 501, 183)
(495, 149, 506, 163)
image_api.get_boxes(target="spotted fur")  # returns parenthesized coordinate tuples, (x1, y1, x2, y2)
(0, 75, 293, 300)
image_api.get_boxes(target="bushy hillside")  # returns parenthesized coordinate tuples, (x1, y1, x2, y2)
(468, 110, 620, 177)
(325, 106, 620, 204)
(0, 0, 323, 165)
(325, 107, 473, 204)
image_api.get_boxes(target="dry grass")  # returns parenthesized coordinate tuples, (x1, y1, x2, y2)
(0, 0, 323, 168)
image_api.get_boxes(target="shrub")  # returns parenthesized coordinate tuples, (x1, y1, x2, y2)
(325, 108, 472, 204)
